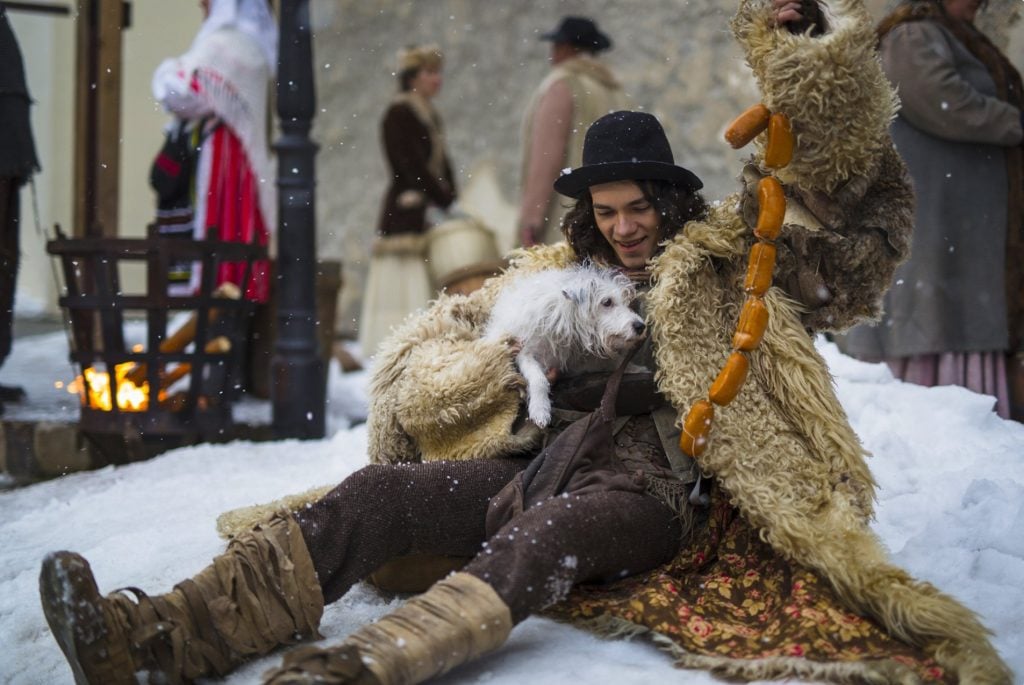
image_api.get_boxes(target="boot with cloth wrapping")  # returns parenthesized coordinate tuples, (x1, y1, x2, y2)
(38, 513, 324, 685)
(262, 571, 512, 685)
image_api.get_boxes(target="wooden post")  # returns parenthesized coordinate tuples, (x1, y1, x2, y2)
(271, 0, 325, 439)
(73, 0, 125, 238)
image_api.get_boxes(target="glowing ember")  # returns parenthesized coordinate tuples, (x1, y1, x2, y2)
(68, 362, 151, 411)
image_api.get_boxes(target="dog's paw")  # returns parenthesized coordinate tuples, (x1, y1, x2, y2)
(501, 335, 524, 356)
(528, 396, 551, 428)
(506, 374, 527, 393)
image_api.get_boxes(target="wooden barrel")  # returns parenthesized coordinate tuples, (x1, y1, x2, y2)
(426, 217, 506, 295)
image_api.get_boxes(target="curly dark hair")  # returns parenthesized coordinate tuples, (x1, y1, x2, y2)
(561, 179, 709, 264)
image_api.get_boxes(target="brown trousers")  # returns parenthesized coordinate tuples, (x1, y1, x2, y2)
(295, 458, 681, 623)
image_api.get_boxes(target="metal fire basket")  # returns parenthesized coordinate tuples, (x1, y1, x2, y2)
(47, 227, 266, 459)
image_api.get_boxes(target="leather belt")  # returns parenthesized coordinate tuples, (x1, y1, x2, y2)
(551, 372, 668, 416)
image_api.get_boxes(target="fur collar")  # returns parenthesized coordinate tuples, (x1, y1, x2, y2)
(553, 55, 621, 90)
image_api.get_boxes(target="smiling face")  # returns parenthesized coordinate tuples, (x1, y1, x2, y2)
(590, 181, 661, 269)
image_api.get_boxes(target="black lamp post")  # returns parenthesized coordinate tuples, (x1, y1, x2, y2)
(271, 0, 325, 439)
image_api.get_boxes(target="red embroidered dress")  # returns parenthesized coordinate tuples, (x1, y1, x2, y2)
(152, 6, 276, 303)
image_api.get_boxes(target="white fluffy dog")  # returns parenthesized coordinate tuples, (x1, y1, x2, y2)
(483, 264, 646, 428)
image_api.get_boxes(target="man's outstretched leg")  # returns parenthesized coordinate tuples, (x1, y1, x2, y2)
(39, 513, 323, 685)
(265, 489, 681, 685)
(39, 458, 526, 684)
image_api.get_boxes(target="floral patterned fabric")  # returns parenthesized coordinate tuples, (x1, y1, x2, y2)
(545, 486, 950, 683)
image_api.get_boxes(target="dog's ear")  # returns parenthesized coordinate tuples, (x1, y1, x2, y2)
(561, 288, 582, 305)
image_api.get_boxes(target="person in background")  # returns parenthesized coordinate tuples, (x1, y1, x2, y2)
(836, 0, 1024, 420)
(517, 15, 625, 247)
(358, 43, 457, 357)
(150, 0, 277, 303)
(0, 5, 40, 414)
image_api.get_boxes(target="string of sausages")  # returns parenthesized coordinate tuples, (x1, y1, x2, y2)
(679, 104, 793, 458)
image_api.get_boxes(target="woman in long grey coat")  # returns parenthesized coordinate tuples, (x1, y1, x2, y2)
(837, 0, 1024, 420)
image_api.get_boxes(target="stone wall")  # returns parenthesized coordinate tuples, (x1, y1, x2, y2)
(309, 0, 1022, 338)
(311, 0, 762, 337)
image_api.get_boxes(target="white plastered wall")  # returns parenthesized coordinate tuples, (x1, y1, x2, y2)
(10, 3, 201, 317)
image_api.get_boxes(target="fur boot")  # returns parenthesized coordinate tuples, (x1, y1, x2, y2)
(39, 513, 324, 685)
(262, 572, 512, 685)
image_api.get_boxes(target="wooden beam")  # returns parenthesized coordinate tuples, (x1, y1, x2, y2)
(3, 2, 71, 15)
(73, 0, 124, 238)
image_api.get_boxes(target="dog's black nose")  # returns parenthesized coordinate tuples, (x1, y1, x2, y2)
(633, 321, 646, 335)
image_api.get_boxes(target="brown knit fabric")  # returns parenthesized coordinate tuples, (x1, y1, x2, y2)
(294, 458, 682, 624)
(295, 459, 527, 604)
(467, 488, 681, 623)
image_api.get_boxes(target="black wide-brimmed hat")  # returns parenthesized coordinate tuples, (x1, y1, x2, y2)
(553, 111, 703, 198)
(539, 16, 612, 52)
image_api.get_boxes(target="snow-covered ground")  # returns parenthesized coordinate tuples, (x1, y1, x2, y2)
(1, 331, 1022, 684)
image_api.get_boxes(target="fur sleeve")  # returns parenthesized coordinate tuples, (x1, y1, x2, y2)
(731, 0, 912, 331)
(366, 244, 575, 464)
(731, 0, 899, 194)
(366, 287, 497, 464)
(390, 336, 539, 463)
(740, 144, 914, 331)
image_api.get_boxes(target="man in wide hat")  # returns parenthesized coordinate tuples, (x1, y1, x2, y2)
(517, 15, 626, 247)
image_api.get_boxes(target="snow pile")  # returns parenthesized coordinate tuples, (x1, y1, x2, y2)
(1, 334, 1022, 684)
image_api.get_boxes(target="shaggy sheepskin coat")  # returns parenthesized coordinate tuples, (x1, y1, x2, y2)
(363, 0, 1009, 681)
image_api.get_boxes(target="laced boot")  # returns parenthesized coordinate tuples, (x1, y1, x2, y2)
(262, 572, 512, 685)
(39, 513, 324, 685)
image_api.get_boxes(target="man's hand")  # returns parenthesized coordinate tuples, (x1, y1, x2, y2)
(774, 0, 805, 25)
(774, 0, 827, 34)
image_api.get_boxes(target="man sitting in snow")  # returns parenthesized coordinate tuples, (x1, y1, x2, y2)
(37, 0, 1011, 683)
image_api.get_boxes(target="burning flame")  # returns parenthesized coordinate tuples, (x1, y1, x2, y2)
(68, 362, 151, 411)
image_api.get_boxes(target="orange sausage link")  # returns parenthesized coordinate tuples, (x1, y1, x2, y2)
(755, 176, 785, 241)
(679, 399, 715, 457)
(764, 112, 794, 169)
(733, 296, 769, 351)
(743, 242, 776, 296)
(709, 351, 750, 406)
(724, 104, 771, 149)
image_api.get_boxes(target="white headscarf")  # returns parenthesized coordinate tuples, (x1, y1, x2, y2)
(192, 0, 278, 71)
(152, 0, 279, 236)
